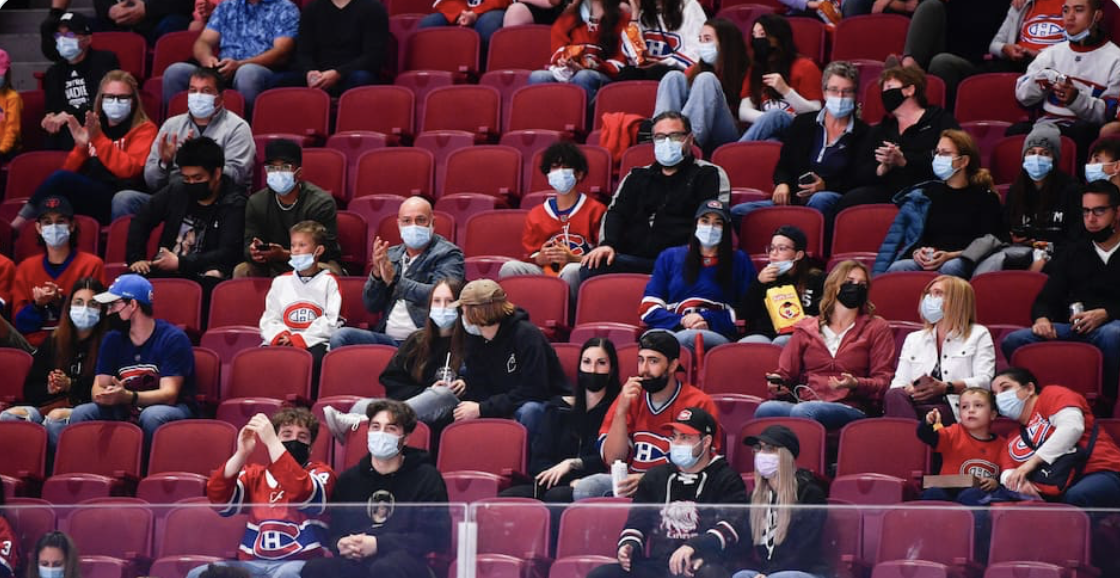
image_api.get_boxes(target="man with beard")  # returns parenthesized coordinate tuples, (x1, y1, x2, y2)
(67, 274, 195, 444)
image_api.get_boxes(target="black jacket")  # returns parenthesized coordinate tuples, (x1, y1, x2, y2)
(774, 111, 873, 196)
(294, 0, 388, 77)
(744, 468, 828, 575)
(329, 447, 451, 560)
(603, 157, 723, 258)
(1004, 172, 1083, 246)
(856, 106, 960, 194)
(743, 267, 826, 339)
(618, 456, 748, 564)
(94, 0, 193, 37)
(43, 49, 120, 117)
(1033, 237, 1120, 322)
(380, 332, 457, 401)
(463, 308, 569, 418)
(528, 395, 613, 478)
(23, 333, 97, 409)
(126, 175, 247, 278)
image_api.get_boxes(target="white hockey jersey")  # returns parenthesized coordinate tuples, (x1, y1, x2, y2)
(259, 269, 343, 349)
(1016, 37, 1120, 124)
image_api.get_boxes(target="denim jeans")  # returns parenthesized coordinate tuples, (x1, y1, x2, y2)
(329, 327, 402, 349)
(886, 257, 973, 279)
(754, 400, 866, 430)
(1062, 471, 1120, 509)
(67, 402, 193, 445)
(0, 407, 69, 447)
(185, 560, 305, 578)
(1001, 320, 1120, 400)
(18, 170, 119, 225)
(675, 329, 730, 353)
(740, 109, 794, 142)
(731, 192, 843, 228)
(573, 472, 615, 500)
(268, 69, 377, 95)
(418, 11, 506, 51)
(164, 62, 274, 110)
(529, 68, 611, 108)
(655, 71, 740, 151)
(111, 190, 152, 221)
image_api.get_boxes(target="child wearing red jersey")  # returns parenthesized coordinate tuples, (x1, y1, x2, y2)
(527, 0, 629, 102)
(917, 387, 1005, 504)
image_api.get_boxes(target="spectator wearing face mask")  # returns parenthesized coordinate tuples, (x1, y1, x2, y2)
(329, 197, 464, 349)
(40, 13, 120, 152)
(739, 226, 825, 347)
(236, 139, 342, 278)
(527, 0, 628, 103)
(0, 49, 22, 163)
(27, 531, 80, 578)
(616, 0, 707, 81)
(737, 13, 822, 143)
(187, 408, 336, 578)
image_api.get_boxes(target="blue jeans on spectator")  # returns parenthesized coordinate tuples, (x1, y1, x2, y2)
(0, 407, 69, 448)
(675, 329, 730, 352)
(185, 560, 305, 578)
(740, 109, 794, 142)
(731, 192, 843, 230)
(529, 69, 611, 108)
(268, 69, 377, 95)
(1001, 320, 1120, 401)
(754, 400, 866, 430)
(655, 71, 740, 152)
(163, 62, 274, 111)
(67, 401, 193, 445)
(886, 257, 973, 278)
(1063, 471, 1120, 509)
(329, 327, 402, 349)
(515, 400, 547, 449)
(17, 170, 119, 225)
(418, 11, 505, 51)
(111, 190, 153, 220)
(739, 333, 792, 347)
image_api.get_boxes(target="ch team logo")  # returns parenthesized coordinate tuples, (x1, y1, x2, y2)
(641, 31, 683, 59)
(632, 431, 671, 468)
(284, 302, 323, 330)
(1008, 417, 1053, 462)
(253, 521, 304, 559)
(1023, 16, 1065, 46)
(961, 459, 998, 479)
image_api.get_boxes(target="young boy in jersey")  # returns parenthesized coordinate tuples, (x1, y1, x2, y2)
(259, 220, 342, 390)
(191, 408, 336, 578)
(917, 387, 1005, 504)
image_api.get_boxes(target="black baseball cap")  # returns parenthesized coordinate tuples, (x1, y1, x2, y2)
(35, 195, 74, 218)
(772, 225, 807, 252)
(662, 406, 718, 438)
(744, 424, 801, 458)
(57, 12, 92, 35)
(638, 329, 680, 362)
(694, 199, 731, 223)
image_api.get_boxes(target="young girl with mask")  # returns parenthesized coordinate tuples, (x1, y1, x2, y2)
(875, 129, 1004, 278)
(1, 278, 107, 447)
(653, 18, 749, 152)
(12, 70, 157, 229)
(738, 13, 822, 143)
(733, 425, 828, 578)
(740, 226, 825, 347)
(639, 200, 754, 351)
(0, 49, 22, 163)
(322, 279, 467, 442)
(756, 260, 894, 431)
(915, 387, 1004, 503)
(27, 532, 80, 578)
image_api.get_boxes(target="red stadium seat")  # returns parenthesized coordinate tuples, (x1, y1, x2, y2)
(527, 145, 613, 199)
(5, 151, 70, 201)
(991, 135, 1078, 185)
(789, 17, 827, 65)
(737, 417, 827, 475)
(156, 497, 247, 559)
(700, 342, 782, 397)
(711, 141, 782, 192)
(443, 146, 522, 202)
(46, 422, 144, 503)
(860, 75, 946, 129)
(829, 473, 911, 505)
(148, 419, 237, 476)
(327, 133, 391, 200)
(223, 347, 313, 403)
(480, 69, 533, 129)
(710, 393, 762, 466)
(135, 472, 207, 503)
(14, 214, 100, 262)
(214, 398, 284, 432)
(574, 273, 649, 331)
(353, 148, 434, 199)
(461, 209, 528, 258)
(955, 73, 1030, 124)
(300, 148, 348, 204)
(832, 15, 909, 61)
(335, 210, 369, 273)
(971, 271, 1047, 327)
(405, 27, 480, 76)
(415, 130, 475, 196)
(421, 85, 502, 139)
(592, 81, 659, 130)
(555, 497, 632, 558)
(18, 90, 47, 152)
(207, 278, 271, 329)
(0, 421, 47, 496)
(876, 504, 975, 570)
(443, 471, 504, 503)
(500, 275, 570, 340)
(6, 498, 56, 561)
(500, 130, 564, 190)
(551, 342, 582, 384)
(337, 276, 377, 330)
(318, 344, 394, 406)
(1010, 342, 1103, 403)
(486, 25, 552, 72)
(837, 419, 928, 483)
(149, 278, 202, 340)
(0, 349, 33, 408)
(961, 121, 1012, 169)
(66, 504, 153, 563)
(336, 85, 415, 142)
(104, 216, 162, 265)
(867, 271, 937, 324)
(91, 32, 147, 80)
(151, 30, 201, 78)
(871, 560, 953, 578)
(740, 206, 825, 257)
(715, 4, 779, 38)
(823, 499, 864, 577)
(831, 204, 899, 266)
(394, 70, 455, 129)
(988, 505, 1092, 573)
(251, 88, 331, 143)
(463, 255, 514, 281)
(148, 557, 224, 578)
(167, 89, 244, 119)
(474, 497, 550, 573)
(437, 419, 527, 477)
(347, 195, 406, 241)
(507, 83, 587, 135)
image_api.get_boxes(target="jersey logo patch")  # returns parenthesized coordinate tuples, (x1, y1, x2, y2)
(284, 302, 324, 330)
(253, 521, 304, 559)
(1008, 415, 1053, 462)
(631, 431, 671, 470)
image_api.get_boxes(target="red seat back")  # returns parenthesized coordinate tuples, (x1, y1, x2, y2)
(867, 271, 938, 324)
(955, 73, 1030, 124)
(711, 141, 782, 192)
(832, 14, 909, 61)
(789, 17, 827, 65)
(158, 498, 248, 558)
(18, 91, 46, 152)
(592, 81, 659, 130)
(192, 346, 220, 405)
(405, 27, 480, 74)
(500, 275, 570, 334)
(715, 4, 779, 38)
(66, 503, 153, 560)
(0, 421, 47, 481)
(437, 419, 527, 476)
(508, 83, 587, 134)
(150, 278, 202, 338)
(740, 206, 825, 257)
(474, 498, 550, 558)
(354, 148, 434, 198)
(251, 88, 331, 138)
(971, 271, 1047, 327)
(0, 349, 34, 407)
(989, 505, 1091, 567)
(486, 25, 552, 71)
(462, 209, 528, 258)
(301, 148, 348, 203)
(336, 85, 415, 136)
(1010, 342, 1103, 401)
(422, 85, 502, 136)
(876, 504, 974, 567)
(151, 30, 202, 77)
(91, 32, 147, 79)
(148, 420, 237, 476)
(53, 422, 144, 477)
(701, 342, 782, 397)
(207, 278, 272, 328)
(832, 204, 899, 256)
(335, 210, 369, 272)
(837, 419, 928, 481)
(5, 151, 69, 201)
(226, 347, 313, 400)
(319, 345, 396, 398)
(556, 498, 632, 558)
(574, 273, 650, 327)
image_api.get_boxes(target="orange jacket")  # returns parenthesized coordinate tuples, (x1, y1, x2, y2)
(63, 120, 158, 181)
(435, 0, 512, 24)
(0, 89, 22, 156)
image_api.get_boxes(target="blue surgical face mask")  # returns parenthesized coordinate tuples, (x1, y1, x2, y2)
(462, 316, 483, 336)
(1086, 163, 1110, 183)
(825, 96, 855, 119)
(1022, 154, 1053, 181)
(69, 305, 101, 330)
(400, 225, 432, 250)
(56, 36, 81, 61)
(367, 430, 401, 460)
(698, 41, 718, 65)
(932, 154, 959, 181)
(669, 441, 701, 469)
(429, 306, 458, 329)
(102, 98, 132, 123)
(1066, 27, 1091, 42)
(39, 566, 64, 578)
(754, 452, 780, 478)
(996, 388, 1026, 420)
(655, 139, 685, 167)
(267, 170, 296, 194)
(548, 168, 576, 195)
(694, 224, 722, 247)
(770, 260, 794, 276)
(289, 251, 316, 272)
(41, 223, 70, 247)
(187, 93, 217, 119)
(920, 294, 944, 324)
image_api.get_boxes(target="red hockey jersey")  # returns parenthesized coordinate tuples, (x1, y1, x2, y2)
(0, 515, 18, 578)
(598, 381, 719, 473)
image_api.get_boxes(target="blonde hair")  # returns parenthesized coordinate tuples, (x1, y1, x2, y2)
(940, 129, 994, 193)
(95, 69, 149, 130)
(922, 275, 976, 340)
(751, 447, 798, 546)
(818, 260, 876, 327)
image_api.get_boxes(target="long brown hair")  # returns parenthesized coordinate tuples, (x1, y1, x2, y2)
(29, 531, 82, 578)
(817, 260, 875, 327)
(940, 129, 995, 193)
(407, 278, 465, 383)
(687, 18, 749, 112)
(563, 0, 623, 62)
(95, 69, 149, 130)
(52, 277, 107, 381)
(749, 14, 797, 107)
(750, 446, 797, 546)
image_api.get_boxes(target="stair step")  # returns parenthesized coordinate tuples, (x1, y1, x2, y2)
(10, 62, 50, 92)
(0, 8, 96, 35)
(0, 34, 50, 63)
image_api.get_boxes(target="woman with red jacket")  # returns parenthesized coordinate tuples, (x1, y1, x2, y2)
(757, 259, 895, 430)
(11, 70, 157, 229)
(528, 0, 628, 103)
(418, 0, 511, 51)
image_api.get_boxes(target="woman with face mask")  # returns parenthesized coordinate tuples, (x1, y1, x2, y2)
(755, 260, 894, 431)
(501, 337, 622, 502)
(740, 226, 825, 347)
(616, 0, 707, 81)
(639, 200, 754, 352)
(322, 279, 469, 443)
(28, 531, 80, 578)
(885, 276, 995, 423)
(654, 18, 749, 152)
(12, 70, 157, 231)
(527, 0, 628, 103)
(737, 13, 823, 143)
(733, 425, 828, 578)
(1, 278, 108, 447)
(991, 366, 1120, 508)
(874, 130, 1005, 278)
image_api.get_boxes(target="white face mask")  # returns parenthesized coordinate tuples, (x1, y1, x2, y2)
(462, 316, 483, 336)
(697, 41, 718, 65)
(400, 225, 432, 250)
(367, 430, 402, 460)
(289, 252, 316, 272)
(754, 452, 780, 478)
(548, 168, 577, 195)
(40, 223, 70, 248)
(187, 92, 217, 119)
(669, 441, 701, 469)
(102, 98, 132, 122)
(654, 139, 685, 167)
(267, 170, 296, 194)
(39, 567, 64, 578)
(920, 294, 944, 324)
(429, 306, 458, 329)
(694, 224, 722, 247)
(69, 305, 101, 330)
(996, 388, 1026, 420)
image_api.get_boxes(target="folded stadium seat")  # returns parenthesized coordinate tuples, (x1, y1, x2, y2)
(828, 204, 899, 271)
(105, 217, 163, 269)
(710, 394, 762, 465)
(199, 328, 261, 394)
(554, 498, 632, 569)
(336, 276, 376, 330)
(866, 271, 938, 324)
(485, 25, 553, 73)
(251, 87, 331, 148)
(954, 73, 1031, 124)
(737, 417, 828, 476)
(710, 141, 782, 193)
(206, 278, 273, 329)
(151, 30, 201, 80)
(167, 89, 245, 119)
(213, 398, 284, 432)
(314, 344, 394, 413)
(527, 144, 613, 201)
(375, 211, 455, 249)
(90, 32, 147, 80)
(740, 206, 824, 258)
(860, 75, 946, 129)
(870, 560, 952, 578)
(335, 210, 369, 273)
(823, 498, 864, 578)
(44, 422, 144, 503)
(828, 474, 913, 564)
(591, 81, 660, 131)
(729, 188, 769, 206)
(394, 70, 455, 130)
(149, 279, 203, 342)
(990, 134, 1077, 186)
(615, 342, 692, 383)
(405, 27, 481, 80)
(571, 274, 650, 344)
(874, 503, 977, 577)
(551, 342, 582, 384)
(69, 503, 153, 578)
(837, 419, 928, 484)
(346, 195, 406, 243)
(139, 419, 237, 503)
(788, 16, 827, 66)
(220, 347, 313, 405)
(5, 498, 56, 559)
(297, 148, 347, 206)
(507, 83, 588, 138)
(389, 14, 425, 74)
(472, 497, 552, 577)
(14, 215, 100, 262)
(353, 148, 435, 199)
(327, 134, 390, 201)
(988, 505, 1093, 577)
(442, 471, 505, 503)
(5, 151, 70, 202)
(0, 349, 34, 410)
(715, 4, 780, 38)
(460, 209, 529, 257)
(1010, 342, 1104, 406)
(700, 342, 781, 397)
(971, 271, 1047, 328)
(18, 90, 47, 152)
(0, 420, 47, 497)
(149, 498, 245, 578)
(479, 70, 533, 129)
(500, 130, 565, 190)
(831, 14, 909, 61)
(421, 85, 503, 144)
(462, 256, 512, 282)
(341, 420, 430, 471)
(961, 121, 1013, 169)
(437, 198, 505, 251)
(437, 419, 528, 479)
(518, 191, 553, 210)
(499, 275, 570, 341)
(414, 130, 477, 196)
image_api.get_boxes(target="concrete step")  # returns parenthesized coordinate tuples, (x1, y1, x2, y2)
(0, 8, 96, 34)
(11, 61, 49, 92)
(0, 33, 49, 62)
(4, 0, 95, 10)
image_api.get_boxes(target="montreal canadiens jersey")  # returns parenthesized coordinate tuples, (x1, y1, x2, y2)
(521, 194, 607, 267)
(260, 270, 342, 349)
(208, 453, 337, 561)
(0, 516, 18, 578)
(598, 381, 719, 473)
(931, 424, 1003, 479)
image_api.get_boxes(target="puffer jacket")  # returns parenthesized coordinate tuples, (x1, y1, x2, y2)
(872, 181, 936, 275)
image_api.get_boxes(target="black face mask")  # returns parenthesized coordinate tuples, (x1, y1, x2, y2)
(184, 180, 212, 202)
(107, 311, 130, 334)
(282, 440, 311, 466)
(1089, 226, 1115, 243)
(836, 282, 868, 309)
(881, 87, 907, 113)
(751, 37, 772, 61)
(640, 373, 670, 394)
(578, 371, 611, 393)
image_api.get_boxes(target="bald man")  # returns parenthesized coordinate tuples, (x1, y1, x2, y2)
(330, 197, 465, 348)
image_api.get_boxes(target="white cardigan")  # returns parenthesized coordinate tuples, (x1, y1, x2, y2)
(890, 324, 997, 420)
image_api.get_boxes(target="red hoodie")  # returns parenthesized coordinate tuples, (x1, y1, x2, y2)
(63, 120, 157, 181)
(435, 0, 512, 24)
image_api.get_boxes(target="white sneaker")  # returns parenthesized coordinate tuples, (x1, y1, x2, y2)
(323, 406, 366, 444)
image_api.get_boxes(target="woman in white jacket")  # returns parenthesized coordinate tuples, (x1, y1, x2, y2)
(884, 275, 995, 423)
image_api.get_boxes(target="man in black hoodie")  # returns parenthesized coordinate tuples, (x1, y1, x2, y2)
(302, 399, 450, 578)
(589, 407, 748, 578)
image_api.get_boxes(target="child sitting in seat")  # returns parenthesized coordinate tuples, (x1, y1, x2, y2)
(917, 386, 1005, 504)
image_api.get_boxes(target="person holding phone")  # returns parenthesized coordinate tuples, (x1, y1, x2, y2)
(737, 13, 822, 143)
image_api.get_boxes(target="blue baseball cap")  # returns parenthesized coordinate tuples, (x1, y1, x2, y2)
(94, 274, 153, 306)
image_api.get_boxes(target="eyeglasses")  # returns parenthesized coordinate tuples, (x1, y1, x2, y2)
(824, 87, 856, 97)
(264, 164, 296, 173)
(766, 244, 795, 253)
(102, 95, 132, 104)
(1082, 206, 1115, 217)
(652, 132, 689, 144)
